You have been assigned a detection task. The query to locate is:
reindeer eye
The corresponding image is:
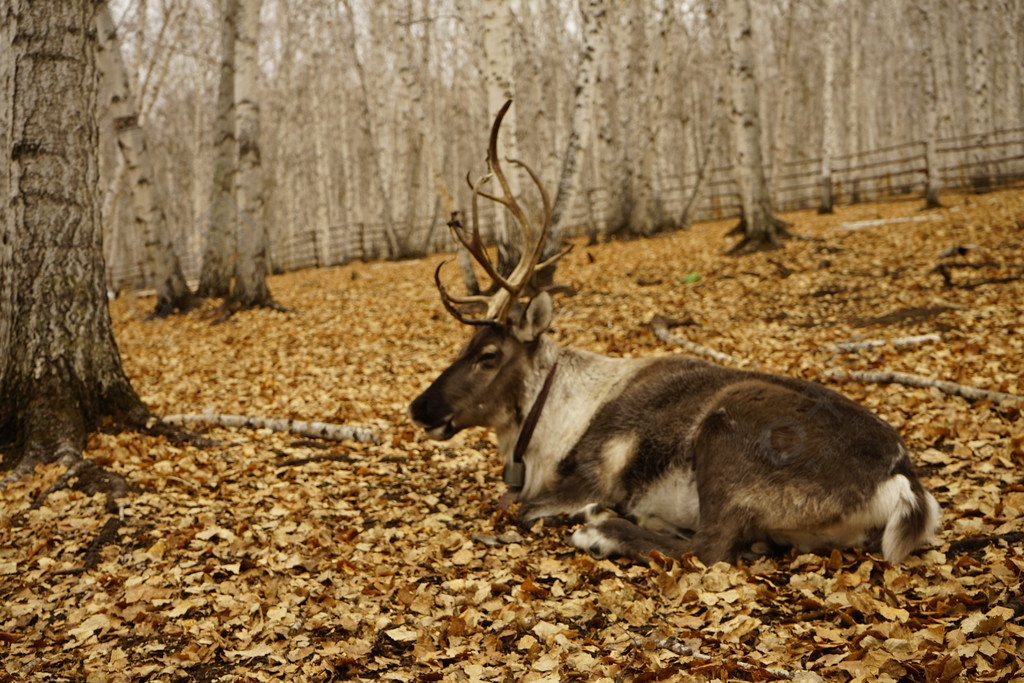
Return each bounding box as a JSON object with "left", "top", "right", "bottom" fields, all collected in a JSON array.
[{"left": 477, "top": 349, "right": 501, "bottom": 368}]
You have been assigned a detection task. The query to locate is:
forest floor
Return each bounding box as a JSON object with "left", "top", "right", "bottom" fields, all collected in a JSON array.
[{"left": 2, "top": 188, "right": 1023, "bottom": 682}]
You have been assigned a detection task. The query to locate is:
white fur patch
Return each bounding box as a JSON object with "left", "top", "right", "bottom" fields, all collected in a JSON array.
[
  {"left": 628, "top": 468, "right": 700, "bottom": 533},
  {"left": 515, "top": 346, "right": 657, "bottom": 500},
  {"left": 884, "top": 489, "right": 941, "bottom": 562},
  {"left": 600, "top": 434, "right": 638, "bottom": 495},
  {"left": 570, "top": 525, "right": 619, "bottom": 559},
  {"left": 770, "top": 474, "right": 936, "bottom": 561}
]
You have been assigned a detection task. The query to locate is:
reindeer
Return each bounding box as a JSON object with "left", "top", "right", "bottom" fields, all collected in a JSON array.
[{"left": 410, "top": 101, "right": 940, "bottom": 565}]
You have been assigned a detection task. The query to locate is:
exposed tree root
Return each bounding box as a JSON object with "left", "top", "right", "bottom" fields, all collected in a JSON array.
[
  {"left": 726, "top": 215, "right": 795, "bottom": 255},
  {"left": 29, "top": 457, "right": 131, "bottom": 510},
  {"left": 727, "top": 231, "right": 785, "bottom": 255},
  {"left": 932, "top": 261, "right": 1024, "bottom": 290},
  {"left": 80, "top": 516, "right": 124, "bottom": 572},
  {"left": 948, "top": 531, "right": 1024, "bottom": 554},
  {"left": 1, "top": 390, "right": 149, "bottom": 576},
  {"left": 211, "top": 298, "right": 294, "bottom": 324},
  {"left": 149, "top": 292, "right": 199, "bottom": 319},
  {"left": 4, "top": 446, "right": 136, "bottom": 574}
]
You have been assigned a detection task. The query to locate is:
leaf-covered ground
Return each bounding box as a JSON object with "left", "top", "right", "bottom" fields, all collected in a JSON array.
[{"left": 2, "top": 190, "right": 1023, "bottom": 682}]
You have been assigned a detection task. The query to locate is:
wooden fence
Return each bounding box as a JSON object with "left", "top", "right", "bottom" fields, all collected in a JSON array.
[{"left": 109, "top": 127, "right": 1024, "bottom": 291}]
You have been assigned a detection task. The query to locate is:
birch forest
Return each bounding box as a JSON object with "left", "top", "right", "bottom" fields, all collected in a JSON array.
[
  {"left": 101, "top": 0, "right": 1024, "bottom": 292},
  {"left": 5, "top": 0, "right": 1024, "bottom": 678}
]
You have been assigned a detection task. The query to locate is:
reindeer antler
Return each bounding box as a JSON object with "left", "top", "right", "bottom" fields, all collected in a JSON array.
[{"left": 437, "top": 99, "right": 570, "bottom": 324}]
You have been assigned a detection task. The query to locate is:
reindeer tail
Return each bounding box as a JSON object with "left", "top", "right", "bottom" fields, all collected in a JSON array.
[{"left": 881, "top": 465, "right": 941, "bottom": 563}]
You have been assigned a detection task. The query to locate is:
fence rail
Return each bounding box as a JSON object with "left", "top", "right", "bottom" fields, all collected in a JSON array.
[{"left": 107, "top": 127, "right": 1024, "bottom": 291}]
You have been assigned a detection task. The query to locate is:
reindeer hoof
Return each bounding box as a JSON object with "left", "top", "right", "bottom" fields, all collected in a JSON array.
[{"left": 570, "top": 526, "right": 616, "bottom": 559}]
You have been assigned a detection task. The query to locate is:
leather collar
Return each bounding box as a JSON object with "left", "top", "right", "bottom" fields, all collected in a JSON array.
[{"left": 503, "top": 360, "right": 558, "bottom": 491}]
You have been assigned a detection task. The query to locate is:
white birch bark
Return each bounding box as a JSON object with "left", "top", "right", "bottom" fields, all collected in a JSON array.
[
  {"left": 722, "top": 0, "right": 787, "bottom": 253},
  {"left": 338, "top": 0, "right": 400, "bottom": 259},
  {"left": 769, "top": 0, "right": 797, "bottom": 199},
  {"left": 949, "top": 1, "right": 972, "bottom": 170},
  {"left": 545, "top": 0, "right": 606, "bottom": 256},
  {"left": 100, "top": 1, "right": 184, "bottom": 291},
  {"left": 95, "top": 2, "right": 193, "bottom": 315},
  {"left": 481, "top": 0, "right": 522, "bottom": 275},
  {"left": 917, "top": 0, "right": 943, "bottom": 207},
  {"left": 395, "top": 0, "right": 437, "bottom": 258},
  {"left": 998, "top": 0, "right": 1022, "bottom": 135},
  {"left": 310, "top": 73, "right": 335, "bottom": 266},
  {"left": 598, "top": 3, "right": 633, "bottom": 237},
  {"left": 230, "top": 0, "right": 272, "bottom": 307},
  {"left": 845, "top": 1, "right": 863, "bottom": 161},
  {"left": 967, "top": 0, "right": 992, "bottom": 188},
  {"left": 626, "top": 2, "right": 663, "bottom": 237},
  {"left": 818, "top": 0, "right": 837, "bottom": 214},
  {"left": 138, "top": 1, "right": 188, "bottom": 125},
  {"left": 198, "top": 0, "right": 237, "bottom": 297},
  {"left": 0, "top": 0, "right": 148, "bottom": 475}
]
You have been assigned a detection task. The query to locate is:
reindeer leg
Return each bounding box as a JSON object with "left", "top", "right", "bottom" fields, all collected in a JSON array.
[
  {"left": 687, "top": 505, "right": 759, "bottom": 564},
  {"left": 517, "top": 485, "right": 599, "bottom": 528},
  {"left": 570, "top": 504, "right": 755, "bottom": 564},
  {"left": 570, "top": 504, "right": 692, "bottom": 563}
]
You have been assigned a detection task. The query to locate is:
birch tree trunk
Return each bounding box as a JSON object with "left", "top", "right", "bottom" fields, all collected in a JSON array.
[
  {"left": 229, "top": 0, "right": 273, "bottom": 307},
  {"left": 395, "top": 0, "right": 439, "bottom": 258},
  {"left": 769, "top": 0, "right": 797, "bottom": 199},
  {"left": 818, "top": 0, "right": 837, "bottom": 214},
  {"left": 198, "top": 0, "right": 238, "bottom": 298},
  {"left": 678, "top": 81, "right": 717, "bottom": 230},
  {"left": 721, "top": 0, "right": 789, "bottom": 254},
  {"left": 967, "top": 0, "right": 993, "bottom": 190},
  {"left": 998, "top": 0, "right": 1022, "bottom": 136},
  {"left": 844, "top": 0, "right": 863, "bottom": 167},
  {"left": 626, "top": 2, "right": 666, "bottom": 237},
  {"left": 95, "top": 2, "right": 194, "bottom": 316},
  {"left": 310, "top": 71, "right": 335, "bottom": 266},
  {"left": 338, "top": 0, "right": 401, "bottom": 259},
  {"left": 0, "top": 0, "right": 147, "bottom": 478},
  {"left": 596, "top": 3, "right": 629, "bottom": 239},
  {"left": 918, "top": 0, "right": 943, "bottom": 208},
  {"left": 538, "top": 0, "right": 606, "bottom": 284},
  {"left": 482, "top": 0, "right": 522, "bottom": 277}
]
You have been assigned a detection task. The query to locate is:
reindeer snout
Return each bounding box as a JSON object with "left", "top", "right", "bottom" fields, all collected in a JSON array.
[{"left": 409, "top": 389, "right": 456, "bottom": 437}]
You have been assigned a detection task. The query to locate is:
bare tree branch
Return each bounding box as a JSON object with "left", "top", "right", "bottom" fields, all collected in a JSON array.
[
  {"left": 161, "top": 414, "right": 380, "bottom": 443},
  {"left": 650, "top": 315, "right": 746, "bottom": 367},
  {"left": 823, "top": 369, "right": 1022, "bottom": 405},
  {"left": 823, "top": 334, "right": 940, "bottom": 352}
]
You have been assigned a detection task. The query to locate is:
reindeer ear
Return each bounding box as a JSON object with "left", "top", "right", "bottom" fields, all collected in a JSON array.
[{"left": 514, "top": 292, "right": 552, "bottom": 342}]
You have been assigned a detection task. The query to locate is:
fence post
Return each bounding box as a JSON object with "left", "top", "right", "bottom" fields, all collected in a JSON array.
[
  {"left": 924, "top": 138, "right": 942, "bottom": 207},
  {"left": 819, "top": 154, "right": 834, "bottom": 214}
]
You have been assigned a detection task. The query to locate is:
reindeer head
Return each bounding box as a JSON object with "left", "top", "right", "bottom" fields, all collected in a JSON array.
[
  {"left": 409, "top": 100, "right": 567, "bottom": 439},
  {"left": 409, "top": 293, "right": 552, "bottom": 439}
]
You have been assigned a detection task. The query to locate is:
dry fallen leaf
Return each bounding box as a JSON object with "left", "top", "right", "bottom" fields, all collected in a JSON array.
[{"left": 1, "top": 190, "right": 1022, "bottom": 681}]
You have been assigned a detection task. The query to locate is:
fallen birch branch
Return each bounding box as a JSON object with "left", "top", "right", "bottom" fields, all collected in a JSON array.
[
  {"left": 650, "top": 315, "right": 745, "bottom": 367},
  {"left": 650, "top": 315, "right": 1017, "bottom": 406},
  {"left": 822, "top": 369, "right": 1022, "bottom": 405},
  {"left": 823, "top": 333, "right": 940, "bottom": 352},
  {"left": 161, "top": 414, "right": 380, "bottom": 443},
  {"left": 836, "top": 214, "right": 940, "bottom": 231}
]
